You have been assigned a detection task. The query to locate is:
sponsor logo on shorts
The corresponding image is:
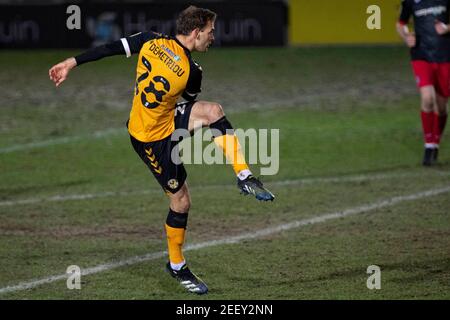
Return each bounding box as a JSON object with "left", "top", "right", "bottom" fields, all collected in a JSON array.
[{"left": 167, "top": 179, "right": 179, "bottom": 190}]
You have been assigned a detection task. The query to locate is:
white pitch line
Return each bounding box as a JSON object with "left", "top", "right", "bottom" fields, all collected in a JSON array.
[
  {"left": 0, "top": 109, "right": 249, "bottom": 154},
  {"left": 0, "top": 190, "right": 144, "bottom": 208},
  {"left": 0, "top": 128, "right": 125, "bottom": 154},
  {"left": 275, "top": 170, "right": 450, "bottom": 186},
  {"left": 0, "top": 107, "right": 252, "bottom": 154},
  {"left": 0, "top": 170, "right": 448, "bottom": 208},
  {"left": 1, "top": 184, "right": 449, "bottom": 295}
]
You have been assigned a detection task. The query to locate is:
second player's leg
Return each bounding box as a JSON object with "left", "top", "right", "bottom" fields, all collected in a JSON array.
[
  {"left": 433, "top": 93, "right": 449, "bottom": 162},
  {"left": 419, "top": 86, "right": 438, "bottom": 166},
  {"left": 419, "top": 85, "right": 436, "bottom": 113},
  {"left": 435, "top": 93, "right": 448, "bottom": 115},
  {"left": 435, "top": 93, "right": 448, "bottom": 143}
]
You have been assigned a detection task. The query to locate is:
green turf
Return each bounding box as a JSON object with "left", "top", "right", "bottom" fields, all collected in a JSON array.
[{"left": 0, "top": 47, "right": 449, "bottom": 300}]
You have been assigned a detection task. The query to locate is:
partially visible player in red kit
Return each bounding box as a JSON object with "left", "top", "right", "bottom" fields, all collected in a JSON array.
[{"left": 396, "top": 0, "right": 450, "bottom": 166}]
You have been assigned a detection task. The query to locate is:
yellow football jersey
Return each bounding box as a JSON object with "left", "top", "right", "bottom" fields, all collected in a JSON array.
[{"left": 123, "top": 32, "right": 202, "bottom": 142}]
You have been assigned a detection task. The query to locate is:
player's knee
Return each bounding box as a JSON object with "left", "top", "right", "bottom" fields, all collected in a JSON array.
[
  {"left": 180, "top": 194, "right": 191, "bottom": 212},
  {"left": 436, "top": 98, "right": 448, "bottom": 115},
  {"left": 421, "top": 95, "right": 435, "bottom": 112},
  {"left": 437, "top": 105, "right": 448, "bottom": 116},
  {"left": 206, "top": 102, "right": 224, "bottom": 124},
  {"left": 171, "top": 192, "right": 191, "bottom": 213}
]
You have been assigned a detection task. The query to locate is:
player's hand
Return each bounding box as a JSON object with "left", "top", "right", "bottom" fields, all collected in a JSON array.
[
  {"left": 405, "top": 33, "right": 416, "bottom": 48},
  {"left": 49, "top": 57, "right": 77, "bottom": 87},
  {"left": 435, "top": 20, "right": 449, "bottom": 35}
]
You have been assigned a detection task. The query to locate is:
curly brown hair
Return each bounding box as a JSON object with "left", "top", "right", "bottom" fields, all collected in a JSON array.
[{"left": 176, "top": 6, "right": 217, "bottom": 36}]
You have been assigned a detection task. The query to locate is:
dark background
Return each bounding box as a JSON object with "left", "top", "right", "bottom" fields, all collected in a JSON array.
[{"left": 0, "top": 0, "right": 288, "bottom": 48}]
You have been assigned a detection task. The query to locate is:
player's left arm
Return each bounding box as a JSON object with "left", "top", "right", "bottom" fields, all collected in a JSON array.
[
  {"left": 396, "top": 0, "right": 416, "bottom": 47},
  {"left": 182, "top": 61, "right": 202, "bottom": 101}
]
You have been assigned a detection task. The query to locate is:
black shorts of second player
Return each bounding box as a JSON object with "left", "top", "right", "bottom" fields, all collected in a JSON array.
[{"left": 129, "top": 100, "right": 195, "bottom": 194}]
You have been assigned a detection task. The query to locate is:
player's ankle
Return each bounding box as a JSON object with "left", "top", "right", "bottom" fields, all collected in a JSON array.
[
  {"left": 237, "top": 169, "right": 252, "bottom": 181},
  {"left": 170, "top": 260, "right": 186, "bottom": 271}
]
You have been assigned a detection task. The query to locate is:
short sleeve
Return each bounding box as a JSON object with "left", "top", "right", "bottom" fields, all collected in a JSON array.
[
  {"left": 183, "top": 60, "right": 202, "bottom": 101},
  {"left": 121, "top": 31, "right": 159, "bottom": 57},
  {"left": 399, "top": 0, "right": 412, "bottom": 25}
]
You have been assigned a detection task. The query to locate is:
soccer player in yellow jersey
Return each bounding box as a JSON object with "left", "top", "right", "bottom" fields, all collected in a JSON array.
[{"left": 49, "top": 6, "right": 274, "bottom": 294}]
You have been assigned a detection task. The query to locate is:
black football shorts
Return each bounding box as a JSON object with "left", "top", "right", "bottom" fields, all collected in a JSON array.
[{"left": 129, "top": 100, "right": 195, "bottom": 194}]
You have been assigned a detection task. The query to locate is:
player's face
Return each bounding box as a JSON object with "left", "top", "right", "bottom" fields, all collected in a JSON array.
[{"left": 195, "top": 20, "right": 215, "bottom": 52}]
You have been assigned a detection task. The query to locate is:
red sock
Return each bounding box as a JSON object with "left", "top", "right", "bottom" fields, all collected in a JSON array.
[
  {"left": 439, "top": 113, "right": 448, "bottom": 137},
  {"left": 421, "top": 111, "right": 434, "bottom": 144},
  {"left": 432, "top": 113, "right": 441, "bottom": 145}
]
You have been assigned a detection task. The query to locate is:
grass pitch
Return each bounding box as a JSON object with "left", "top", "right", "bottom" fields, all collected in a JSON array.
[{"left": 0, "top": 47, "right": 449, "bottom": 300}]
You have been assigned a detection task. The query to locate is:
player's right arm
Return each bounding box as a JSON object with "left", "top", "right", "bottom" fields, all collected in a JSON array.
[
  {"left": 396, "top": 0, "right": 416, "bottom": 48},
  {"left": 49, "top": 31, "right": 157, "bottom": 87}
]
